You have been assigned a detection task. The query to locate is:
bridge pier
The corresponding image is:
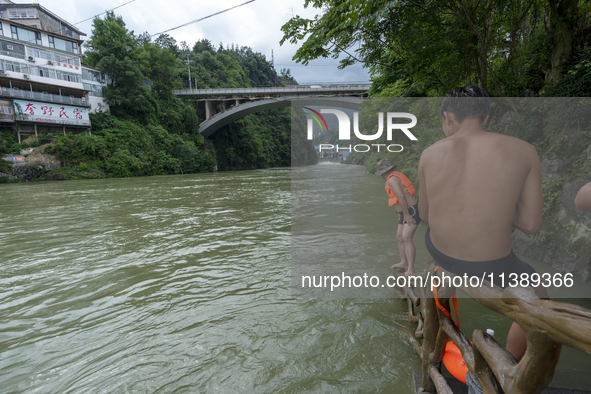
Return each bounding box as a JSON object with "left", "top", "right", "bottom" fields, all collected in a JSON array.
[
  {"left": 203, "top": 99, "right": 241, "bottom": 121},
  {"left": 205, "top": 100, "right": 217, "bottom": 120}
]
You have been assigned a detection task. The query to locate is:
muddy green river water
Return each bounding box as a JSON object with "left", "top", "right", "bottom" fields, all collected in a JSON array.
[{"left": 1, "top": 165, "right": 590, "bottom": 393}]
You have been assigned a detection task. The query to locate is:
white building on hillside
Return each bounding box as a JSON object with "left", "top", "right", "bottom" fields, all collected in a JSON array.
[{"left": 0, "top": 0, "right": 106, "bottom": 142}]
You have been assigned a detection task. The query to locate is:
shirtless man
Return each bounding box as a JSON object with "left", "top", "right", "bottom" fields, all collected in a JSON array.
[
  {"left": 418, "top": 86, "right": 545, "bottom": 362},
  {"left": 575, "top": 182, "right": 591, "bottom": 212},
  {"left": 375, "top": 159, "right": 421, "bottom": 275}
]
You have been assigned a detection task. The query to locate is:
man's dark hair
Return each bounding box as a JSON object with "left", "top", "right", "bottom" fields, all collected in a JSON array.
[{"left": 438, "top": 85, "right": 491, "bottom": 123}]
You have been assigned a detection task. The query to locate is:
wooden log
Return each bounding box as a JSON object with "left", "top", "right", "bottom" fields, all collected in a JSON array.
[
  {"left": 431, "top": 323, "right": 448, "bottom": 364},
  {"left": 410, "top": 335, "right": 423, "bottom": 358},
  {"left": 429, "top": 365, "right": 454, "bottom": 394},
  {"left": 409, "top": 298, "right": 418, "bottom": 323},
  {"left": 405, "top": 285, "right": 419, "bottom": 306},
  {"left": 392, "top": 286, "right": 406, "bottom": 300},
  {"left": 512, "top": 332, "right": 561, "bottom": 393},
  {"left": 431, "top": 297, "right": 450, "bottom": 363},
  {"left": 416, "top": 312, "right": 424, "bottom": 339},
  {"left": 440, "top": 316, "right": 474, "bottom": 371},
  {"left": 421, "top": 295, "right": 439, "bottom": 392},
  {"left": 467, "top": 286, "right": 591, "bottom": 355},
  {"left": 417, "top": 283, "right": 427, "bottom": 300},
  {"left": 471, "top": 331, "right": 505, "bottom": 394}
]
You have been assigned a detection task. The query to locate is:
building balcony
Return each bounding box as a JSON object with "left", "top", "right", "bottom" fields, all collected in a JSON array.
[
  {"left": 0, "top": 49, "right": 25, "bottom": 60},
  {"left": 0, "top": 86, "right": 88, "bottom": 106}
]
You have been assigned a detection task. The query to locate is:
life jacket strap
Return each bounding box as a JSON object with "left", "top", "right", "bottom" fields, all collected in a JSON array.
[{"left": 433, "top": 266, "right": 459, "bottom": 328}]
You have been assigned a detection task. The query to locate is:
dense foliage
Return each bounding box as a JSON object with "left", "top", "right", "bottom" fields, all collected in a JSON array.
[
  {"left": 281, "top": 0, "right": 589, "bottom": 97},
  {"left": 281, "top": 0, "right": 591, "bottom": 174},
  {"left": 0, "top": 11, "right": 312, "bottom": 181}
]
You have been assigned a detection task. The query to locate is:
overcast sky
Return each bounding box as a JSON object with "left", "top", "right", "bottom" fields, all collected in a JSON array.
[{"left": 36, "top": 0, "right": 370, "bottom": 85}]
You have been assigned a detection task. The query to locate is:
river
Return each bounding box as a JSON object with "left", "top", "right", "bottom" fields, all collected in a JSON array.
[{"left": 1, "top": 165, "right": 590, "bottom": 393}]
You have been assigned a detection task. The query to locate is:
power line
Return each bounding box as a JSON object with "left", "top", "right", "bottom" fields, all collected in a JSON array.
[
  {"left": 73, "top": 0, "right": 138, "bottom": 25},
  {"left": 150, "top": 0, "right": 256, "bottom": 38},
  {"left": 92, "top": 0, "right": 257, "bottom": 55}
]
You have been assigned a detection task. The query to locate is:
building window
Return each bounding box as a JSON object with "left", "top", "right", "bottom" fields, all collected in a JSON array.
[
  {"left": 35, "top": 31, "right": 41, "bottom": 45},
  {"left": 0, "top": 59, "right": 29, "bottom": 74},
  {"left": 0, "top": 11, "right": 4, "bottom": 19},
  {"left": 8, "top": 8, "right": 38, "bottom": 19},
  {"left": 10, "top": 25, "right": 36, "bottom": 44},
  {"left": 25, "top": 47, "right": 81, "bottom": 66},
  {"left": 0, "top": 24, "right": 3, "bottom": 37},
  {"left": 3, "top": 40, "right": 25, "bottom": 58},
  {"left": 48, "top": 35, "right": 78, "bottom": 54},
  {"left": 1, "top": 104, "right": 12, "bottom": 114},
  {"left": 83, "top": 68, "right": 104, "bottom": 83},
  {"left": 61, "top": 23, "right": 73, "bottom": 38}
]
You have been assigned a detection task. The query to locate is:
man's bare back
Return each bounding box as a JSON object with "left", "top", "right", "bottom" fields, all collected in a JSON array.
[
  {"left": 419, "top": 126, "right": 542, "bottom": 261},
  {"left": 418, "top": 86, "right": 545, "bottom": 364}
]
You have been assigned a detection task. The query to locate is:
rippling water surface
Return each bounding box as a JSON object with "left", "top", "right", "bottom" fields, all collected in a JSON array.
[{"left": 1, "top": 167, "right": 590, "bottom": 393}]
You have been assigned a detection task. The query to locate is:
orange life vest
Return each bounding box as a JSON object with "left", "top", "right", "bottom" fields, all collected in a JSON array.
[
  {"left": 434, "top": 266, "right": 468, "bottom": 384},
  {"left": 385, "top": 171, "right": 416, "bottom": 207}
]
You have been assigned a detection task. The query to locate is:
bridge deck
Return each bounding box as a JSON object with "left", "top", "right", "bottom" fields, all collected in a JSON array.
[{"left": 173, "top": 84, "right": 371, "bottom": 97}]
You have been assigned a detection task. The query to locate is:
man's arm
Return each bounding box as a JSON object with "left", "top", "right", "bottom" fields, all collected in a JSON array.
[
  {"left": 575, "top": 182, "right": 591, "bottom": 212},
  {"left": 418, "top": 152, "right": 429, "bottom": 223},
  {"left": 388, "top": 177, "right": 414, "bottom": 224},
  {"left": 513, "top": 145, "right": 543, "bottom": 235}
]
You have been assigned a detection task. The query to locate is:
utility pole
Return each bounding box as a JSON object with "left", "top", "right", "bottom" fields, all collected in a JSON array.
[
  {"left": 185, "top": 54, "right": 192, "bottom": 90},
  {"left": 271, "top": 49, "right": 276, "bottom": 87}
]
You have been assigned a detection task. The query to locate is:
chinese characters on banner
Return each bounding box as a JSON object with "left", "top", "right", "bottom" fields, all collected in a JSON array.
[{"left": 13, "top": 99, "right": 90, "bottom": 126}]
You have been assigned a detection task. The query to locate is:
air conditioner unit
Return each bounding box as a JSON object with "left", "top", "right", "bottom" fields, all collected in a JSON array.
[
  {"left": 0, "top": 70, "right": 6, "bottom": 76},
  {"left": 27, "top": 56, "right": 35, "bottom": 62},
  {"left": 47, "top": 60, "right": 54, "bottom": 65},
  {"left": 23, "top": 74, "right": 30, "bottom": 79}
]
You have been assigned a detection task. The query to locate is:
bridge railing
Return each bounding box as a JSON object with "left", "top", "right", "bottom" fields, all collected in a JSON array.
[
  {"left": 172, "top": 84, "right": 372, "bottom": 96},
  {"left": 395, "top": 257, "right": 591, "bottom": 393}
]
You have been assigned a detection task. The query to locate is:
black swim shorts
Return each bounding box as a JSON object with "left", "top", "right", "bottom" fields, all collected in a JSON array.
[
  {"left": 398, "top": 204, "right": 422, "bottom": 226},
  {"left": 425, "top": 227, "right": 537, "bottom": 289}
]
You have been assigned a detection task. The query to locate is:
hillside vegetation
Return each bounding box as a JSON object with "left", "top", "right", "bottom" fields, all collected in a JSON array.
[{"left": 0, "top": 11, "right": 314, "bottom": 180}]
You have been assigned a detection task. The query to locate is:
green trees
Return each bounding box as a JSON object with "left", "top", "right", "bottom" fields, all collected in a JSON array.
[
  {"left": 281, "top": 0, "right": 588, "bottom": 97},
  {"left": 280, "top": 0, "right": 591, "bottom": 173},
  {"left": 209, "top": 108, "right": 294, "bottom": 170},
  {"left": 34, "top": 11, "right": 303, "bottom": 180}
]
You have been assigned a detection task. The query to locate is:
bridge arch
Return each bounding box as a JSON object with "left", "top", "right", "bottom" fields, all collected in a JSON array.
[{"left": 198, "top": 96, "right": 364, "bottom": 137}]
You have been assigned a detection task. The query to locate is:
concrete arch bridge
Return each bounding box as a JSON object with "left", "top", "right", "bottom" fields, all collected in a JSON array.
[{"left": 172, "top": 84, "right": 370, "bottom": 137}]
